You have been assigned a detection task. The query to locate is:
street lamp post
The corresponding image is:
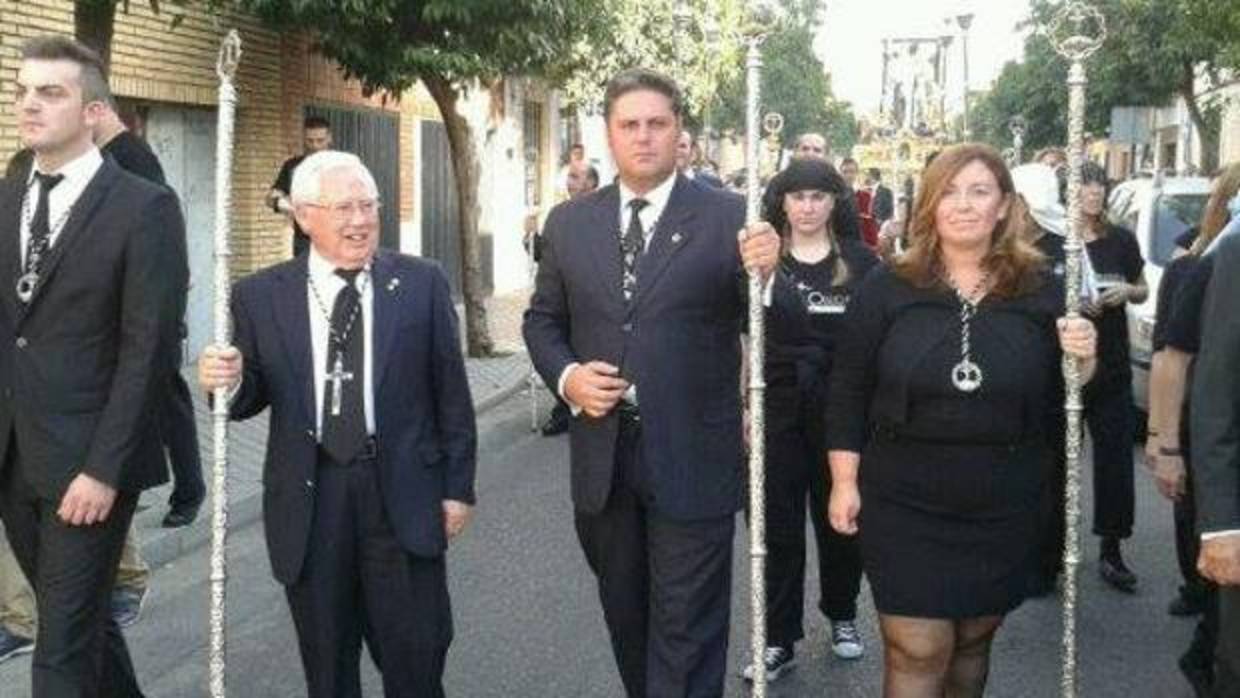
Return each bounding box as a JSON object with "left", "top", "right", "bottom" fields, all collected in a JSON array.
[{"left": 956, "top": 13, "right": 974, "bottom": 140}]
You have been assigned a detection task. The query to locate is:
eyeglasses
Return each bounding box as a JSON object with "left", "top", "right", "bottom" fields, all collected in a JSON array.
[{"left": 306, "top": 198, "right": 382, "bottom": 219}]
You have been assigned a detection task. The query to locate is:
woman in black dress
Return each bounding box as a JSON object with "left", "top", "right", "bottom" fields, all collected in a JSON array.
[
  {"left": 742, "top": 159, "right": 878, "bottom": 681},
  {"left": 825, "top": 144, "right": 1097, "bottom": 697},
  {"left": 1078, "top": 162, "right": 1148, "bottom": 592}
]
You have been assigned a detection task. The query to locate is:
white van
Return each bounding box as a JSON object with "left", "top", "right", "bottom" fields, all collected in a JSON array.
[{"left": 1106, "top": 174, "right": 1211, "bottom": 416}]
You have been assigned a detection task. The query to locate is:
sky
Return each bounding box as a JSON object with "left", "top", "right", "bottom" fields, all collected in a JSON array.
[{"left": 817, "top": 0, "right": 1035, "bottom": 117}]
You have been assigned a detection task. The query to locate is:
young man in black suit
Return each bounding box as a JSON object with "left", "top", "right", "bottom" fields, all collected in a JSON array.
[
  {"left": 0, "top": 36, "right": 188, "bottom": 697},
  {"left": 523, "top": 68, "right": 780, "bottom": 697},
  {"left": 1192, "top": 232, "right": 1240, "bottom": 697},
  {"left": 198, "top": 151, "right": 476, "bottom": 697}
]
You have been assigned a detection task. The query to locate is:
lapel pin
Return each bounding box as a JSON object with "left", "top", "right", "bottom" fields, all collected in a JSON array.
[
  {"left": 671, "top": 232, "right": 683, "bottom": 245},
  {"left": 387, "top": 278, "right": 401, "bottom": 293}
]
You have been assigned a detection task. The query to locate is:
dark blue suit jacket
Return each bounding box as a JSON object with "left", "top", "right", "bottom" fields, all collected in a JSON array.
[
  {"left": 523, "top": 175, "right": 747, "bottom": 521},
  {"left": 229, "top": 250, "right": 476, "bottom": 585}
]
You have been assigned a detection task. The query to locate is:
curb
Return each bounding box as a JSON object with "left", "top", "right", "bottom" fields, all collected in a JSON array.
[{"left": 141, "top": 364, "right": 530, "bottom": 571}]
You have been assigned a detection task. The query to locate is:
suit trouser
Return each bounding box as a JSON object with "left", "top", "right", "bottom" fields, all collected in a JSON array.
[
  {"left": 284, "top": 450, "right": 452, "bottom": 698},
  {"left": 1215, "top": 586, "right": 1240, "bottom": 698},
  {"left": 1084, "top": 376, "right": 1135, "bottom": 540},
  {"left": 159, "top": 365, "right": 204, "bottom": 510},
  {"left": 574, "top": 417, "right": 735, "bottom": 698},
  {"left": 0, "top": 441, "right": 143, "bottom": 698},
  {"left": 761, "top": 419, "right": 862, "bottom": 648},
  {"left": 0, "top": 523, "right": 36, "bottom": 638}
]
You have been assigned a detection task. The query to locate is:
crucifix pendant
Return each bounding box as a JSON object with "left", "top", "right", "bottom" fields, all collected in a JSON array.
[{"left": 327, "top": 354, "right": 354, "bottom": 416}]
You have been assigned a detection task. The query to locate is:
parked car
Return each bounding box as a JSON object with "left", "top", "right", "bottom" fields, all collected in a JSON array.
[{"left": 1106, "top": 174, "right": 1211, "bottom": 416}]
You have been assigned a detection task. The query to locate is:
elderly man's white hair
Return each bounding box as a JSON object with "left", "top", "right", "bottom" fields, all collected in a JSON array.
[{"left": 290, "top": 150, "right": 378, "bottom": 205}]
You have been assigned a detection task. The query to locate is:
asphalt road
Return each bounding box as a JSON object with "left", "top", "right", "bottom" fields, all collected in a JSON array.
[{"left": 0, "top": 394, "right": 1203, "bottom": 696}]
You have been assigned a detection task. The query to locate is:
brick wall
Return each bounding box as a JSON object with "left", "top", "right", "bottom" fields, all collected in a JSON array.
[{"left": 0, "top": 1, "right": 434, "bottom": 275}]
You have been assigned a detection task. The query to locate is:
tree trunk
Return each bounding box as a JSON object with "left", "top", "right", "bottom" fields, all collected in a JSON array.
[
  {"left": 75, "top": 0, "right": 118, "bottom": 73},
  {"left": 424, "top": 74, "right": 495, "bottom": 358},
  {"left": 1179, "top": 62, "right": 1220, "bottom": 174}
]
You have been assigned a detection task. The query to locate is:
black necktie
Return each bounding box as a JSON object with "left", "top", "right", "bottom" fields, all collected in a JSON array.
[
  {"left": 320, "top": 268, "right": 367, "bottom": 464},
  {"left": 621, "top": 198, "right": 648, "bottom": 304},
  {"left": 24, "top": 172, "right": 65, "bottom": 277}
]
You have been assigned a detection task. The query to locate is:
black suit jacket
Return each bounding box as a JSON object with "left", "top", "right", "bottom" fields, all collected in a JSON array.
[
  {"left": 1191, "top": 234, "right": 1240, "bottom": 535},
  {"left": 0, "top": 158, "right": 187, "bottom": 498},
  {"left": 523, "top": 175, "right": 748, "bottom": 521},
  {"left": 872, "top": 185, "right": 894, "bottom": 223},
  {"left": 228, "top": 250, "right": 477, "bottom": 584}
]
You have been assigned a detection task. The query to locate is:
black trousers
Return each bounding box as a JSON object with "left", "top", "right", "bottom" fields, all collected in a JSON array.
[
  {"left": 574, "top": 418, "right": 735, "bottom": 698},
  {"left": 761, "top": 420, "right": 862, "bottom": 648},
  {"left": 1174, "top": 430, "right": 1209, "bottom": 602},
  {"left": 1215, "top": 585, "right": 1240, "bottom": 698},
  {"left": 284, "top": 451, "right": 453, "bottom": 698},
  {"left": 0, "top": 438, "right": 143, "bottom": 698},
  {"left": 160, "top": 364, "right": 204, "bottom": 509},
  {"left": 1084, "top": 377, "right": 1135, "bottom": 539}
]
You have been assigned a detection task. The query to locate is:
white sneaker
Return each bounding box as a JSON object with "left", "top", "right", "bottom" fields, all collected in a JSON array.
[
  {"left": 830, "top": 620, "right": 864, "bottom": 659},
  {"left": 740, "top": 645, "right": 796, "bottom": 681}
]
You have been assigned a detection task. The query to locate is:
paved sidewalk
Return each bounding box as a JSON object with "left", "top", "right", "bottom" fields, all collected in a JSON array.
[{"left": 135, "top": 289, "right": 533, "bottom": 570}]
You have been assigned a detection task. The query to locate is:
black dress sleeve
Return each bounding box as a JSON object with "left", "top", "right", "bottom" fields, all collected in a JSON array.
[
  {"left": 1152, "top": 257, "right": 1190, "bottom": 352},
  {"left": 1116, "top": 226, "right": 1145, "bottom": 282},
  {"left": 825, "top": 265, "right": 889, "bottom": 452}
]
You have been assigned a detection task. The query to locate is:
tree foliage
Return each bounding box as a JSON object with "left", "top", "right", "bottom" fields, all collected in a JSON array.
[
  {"left": 559, "top": 0, "right": 746, "bottom": 120},
  {"left": 707, "top": 4, "right": 857, "bottom": 155},
  {"left": 232, "top": 0, "right": 610, "bottom": 356},
  {"left": 972, "top": 0, "right": 1240, "bottom": 170}
]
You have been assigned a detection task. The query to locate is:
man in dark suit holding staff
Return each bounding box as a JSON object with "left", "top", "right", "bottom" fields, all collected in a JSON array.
[
  {"left": 0, "top": 36, "right": 188, "bottom": 697},
  {"left": 523, "top": 68, "right": 780, "bottom": 697},
  {"left": 198, "top": 150, "right": 476, "bottom": 697}
]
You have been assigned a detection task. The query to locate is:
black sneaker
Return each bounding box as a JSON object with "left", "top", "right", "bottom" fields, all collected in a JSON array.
[
  {"left": 830, "top": 620, "right": 865, "bottom": 659},
  {"left": 740, "top": 645, "right": 796, "bottom": 682},
  {"left": 0, "top": 626, "right": 33, "bottom": 664},
  {"left": 112, "top": 587, "right": 148, "bottom": 629}
]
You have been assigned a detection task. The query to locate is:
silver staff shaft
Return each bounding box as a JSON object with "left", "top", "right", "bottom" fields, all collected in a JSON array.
[
  {"left": 1050, "top": 4, "right": 1105, "bottom": 696},
  {"left": 1060, "top": 56, "right": 1087, "bottom": 695},
  {"left": 209, "top": 29, "right": 241, "bottom": 698},
  {"left": 744, "top": 31, "right": 769, "bottom": 698}
]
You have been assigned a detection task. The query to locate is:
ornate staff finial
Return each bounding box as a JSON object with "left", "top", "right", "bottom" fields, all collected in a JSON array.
[
  {"left": 216, "top": 29, "right": 242, "bottom": 82},
  {"left": 1047, "top": 3, "right": 1106, "bottom": 697}
]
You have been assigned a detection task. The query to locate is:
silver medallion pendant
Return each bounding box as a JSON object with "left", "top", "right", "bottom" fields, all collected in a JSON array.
[
  {"left": 951, "top": 359, "right": 984, "bottom": 393},
  {"left": 16, "top": 272, "right": 38, "bottom": 304}
]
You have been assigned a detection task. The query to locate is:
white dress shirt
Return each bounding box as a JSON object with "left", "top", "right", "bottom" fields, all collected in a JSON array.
[
  {"left": 307, "top": 248, "right": 376, "bottom": 438},
  {"left": 19, "top": 147, "right": 103, "bottom": 268}
]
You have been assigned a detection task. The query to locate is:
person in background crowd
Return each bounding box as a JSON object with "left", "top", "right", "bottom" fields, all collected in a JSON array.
[
  {"left": 1078, "top": 161, "right": 1147, "bottom": 593},
  {"left": 268, "top": 115, "right": 334, "bottom": 257},
  {"left": 794, "top": 132, "right": 829, "bottom": 161},
  {"left": 1148, "top": 163, "right": 1240, "bottom": 695},
  {"left": 676, "top": 130, "right": 724, "bottom": 188},
  {"left": 826, "top": 144, "right": 1097, "bottom": 697},
  {"left": 538, "top": 163, "right": 601, "bottom": 437},
  {"left": 1011, "top": 162, "right": 1070, "bottom": 599},
  {"left": 841, "top": 157, "right": 878, "bottom": 249},
  {"left": 741, "top": 158, "right": 876, "bottom": 682}
]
